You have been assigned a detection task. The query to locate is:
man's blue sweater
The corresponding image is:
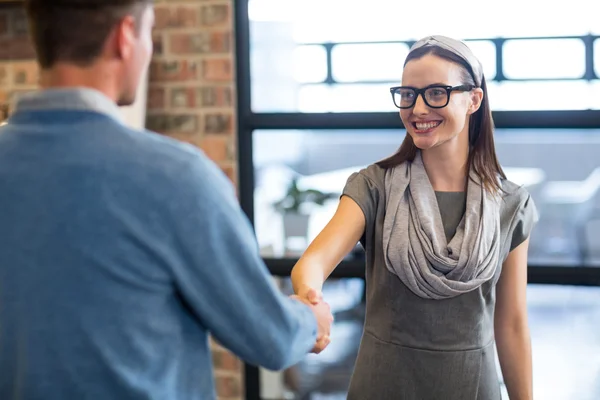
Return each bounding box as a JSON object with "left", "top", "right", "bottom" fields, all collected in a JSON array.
[{"left": 0, "top": 88, "right": 317, "bottom": 399}]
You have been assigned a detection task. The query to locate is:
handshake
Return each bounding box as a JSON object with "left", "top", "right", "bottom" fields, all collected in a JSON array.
[{"left": 291, "top": 286, "right": 334, "bottom": 354}]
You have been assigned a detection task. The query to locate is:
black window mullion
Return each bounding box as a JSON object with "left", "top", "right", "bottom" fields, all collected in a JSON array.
[{"left": 584, "top": 34, "right": 597, "bottom": 80}]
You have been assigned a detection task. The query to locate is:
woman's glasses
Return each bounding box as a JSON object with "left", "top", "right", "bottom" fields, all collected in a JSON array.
[{"left": 390, "top": 84, "right": 475, "bottom": 109}]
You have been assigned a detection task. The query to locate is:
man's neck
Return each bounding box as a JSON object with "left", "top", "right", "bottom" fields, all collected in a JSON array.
[{"left": 39, "top": 63, "right": 119, "bottom": 103}]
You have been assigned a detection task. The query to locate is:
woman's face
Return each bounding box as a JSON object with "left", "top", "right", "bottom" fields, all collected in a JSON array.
[{"left": 399, "top": 54, "right": 482, "bottom": 151}]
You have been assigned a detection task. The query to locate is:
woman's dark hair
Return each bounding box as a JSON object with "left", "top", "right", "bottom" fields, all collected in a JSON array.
[{"left": 376, "top": 45, "right": 505, "bottom": 194}]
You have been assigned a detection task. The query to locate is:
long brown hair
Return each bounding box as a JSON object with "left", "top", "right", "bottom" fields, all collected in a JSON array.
[{"left": 376, "top": 46, "right": 505, "bottom": 194}]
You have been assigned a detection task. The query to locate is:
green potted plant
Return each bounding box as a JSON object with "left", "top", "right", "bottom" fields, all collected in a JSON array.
[{"left": 273, "top": 178, "right": 338, "bottom": 249}]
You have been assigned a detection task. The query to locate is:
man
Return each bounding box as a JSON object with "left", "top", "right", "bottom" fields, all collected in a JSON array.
[{"left": 0, "top": 1, "right": 332, "bottom": 399}]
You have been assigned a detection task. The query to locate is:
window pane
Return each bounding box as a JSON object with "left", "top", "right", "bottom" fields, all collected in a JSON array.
[
  {"left": 467, "top": 40, "right": 497, "bottom": 79},
  {"left": 259, "top": 281, "right": 600, "bottom": 399},
  {"left": 526, "top": 285, "right": 600, "bottom": 400},
  {"left": 298, "top": 84, "right": 396, "bottom": 112},
  {"left": 593, "top": 81, "right": 600, "bottom": 109},
  {"left": 253, "top": 129, "right": 600, "bottom": 266},
  {"left": 487, "top": 80, "right": 598, "bottom": 111},
  {"left": 503, "top": 39, "right": 586, "bottom": 79},
  {"left": 292, "top": 45, "right": 328, "bottom": 83},
  {"left": 331, "top": 43, "right": 409, "bottom": 83},
  {"left": 248, "top": 0, "right": 598, "bottom": 112},
  {"left": 249, "top": 0, "right": 597, "bottom": 43}
]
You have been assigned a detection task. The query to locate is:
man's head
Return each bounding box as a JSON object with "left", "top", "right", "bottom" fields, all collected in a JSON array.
[{"left": 24, "top": 0, "right": 155, "bottom": 106}]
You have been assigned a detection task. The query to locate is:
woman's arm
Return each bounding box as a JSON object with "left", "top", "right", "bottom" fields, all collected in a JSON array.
[
  {"left": 291, "top": 195, "right": 366, "bottom": 299},
  {"left": 494, "top": 238, "right": 533, "bottom": 400}
]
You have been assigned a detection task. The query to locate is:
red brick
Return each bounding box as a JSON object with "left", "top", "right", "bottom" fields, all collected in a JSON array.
[
  {"left": 204, "top": 112, "right": 233, "bottom": 134},
  {"left": 9, "top": 9, "right": 28, "bottom": 37},
  {"left": 150, "top": 60, "right": 198, "bottom": 82},
  {"left": 154, "top": 5, "right": 199, "bottom": 29},
  {"left": 0, "top": 65, "right": 9, "bottom": 86},
  {"left": 170, "top": 87, "right": 195, "bottom": 108},
  {"left": 210, "top": 32, "right": 231, "bottom": 54},
  {"left": 200, "top": 135, "right": 230, "bottom": 162},
  {"left": 169, "top": 32, "right": 231, "bottom": 55},
  {"left": 0, "top": 13, "right": 9, "bottom": 36},
  {"left": 215, "top": 375, "right": 241, "bottom": 398},
  {"left": 198, "top": 86, "right": 233, "bottom": 107},
  {"left": 170, "top": 86, "right": 233, "bottom": 108},
  {"left": 0, "top": 37, "right": 36, "bottom": 61},
  {"left": 12, "top": 61, "right": 38, "bottom": 86},
  {"left": 146, "top": 87, "right": 166, "bottom": 110},
  {"left": 164, "top": 132, "right": 201, "bottom": 147},
  {"left": 202, "top": 58, "right": 233, "bottom": 82},
  {"left": 146, "top": 114, "right": 198, "bottom": 135},
  {"left": 212, "top": 348, "right": 241, "bottom": 372},
  {"left": 200, "top": 4, "right": 231, "bottom": 27}
]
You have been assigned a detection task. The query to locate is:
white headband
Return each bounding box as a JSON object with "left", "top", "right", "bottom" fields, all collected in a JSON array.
[{"left": 409, "top": 35, "right": 484, "bottom": 87}]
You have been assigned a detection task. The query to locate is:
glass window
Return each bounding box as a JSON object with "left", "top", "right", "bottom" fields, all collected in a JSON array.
[
  {"left": 487, "top": 80, "right": 599, "bottom": 111},
  {"left": 593, "top": 80, "right": 600, "bottom": 110},
  {"left": 466, "top": 40, "right": 497, "bottom": 79},
  {"left": 292, "top": 45, "right": 329, "bottom": 83},
  {"left": 331, "top": 43, "right": 409, "bottom": 83},
  {"left": 249, "top": 0, "right": 598, "bottom": 113},
  {"left": 259, "top": 282, "right": 600, "bottom": 400},
  {"left": 253, "top": 128, "right": 600, "bottom": 267},
  {"left": 249, "top": 0, "right": 597, "bottom": 43},
  {"left": 298, "top": 84, "right": 397, "bottom": 112},
  {"left": 503, "top": 39, "right": 586, "bottom": 80}
]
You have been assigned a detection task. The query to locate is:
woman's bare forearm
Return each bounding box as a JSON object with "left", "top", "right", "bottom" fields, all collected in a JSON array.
[
  {"left": 495, "top": 323, "right": 533, "bottom": 400},
  {"left": 291, "top": 253, "right": 329, "bottom": 294},
  {"left": 291, "top": 196, "right": 366, "bottom": 294}
]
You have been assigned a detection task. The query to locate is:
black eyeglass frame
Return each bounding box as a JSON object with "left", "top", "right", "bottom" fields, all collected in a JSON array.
[{"left": 389, "top": 84, "right": 476, "bottom": 109}]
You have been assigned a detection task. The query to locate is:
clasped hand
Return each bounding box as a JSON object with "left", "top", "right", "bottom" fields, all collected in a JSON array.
[{"left": 290, "top": 287, "right": 333, "bottom": 354}]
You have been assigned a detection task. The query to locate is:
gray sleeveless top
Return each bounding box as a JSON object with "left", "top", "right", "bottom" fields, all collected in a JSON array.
[{"left": 342, "top": 163, "right": 538, "bottom": 400}]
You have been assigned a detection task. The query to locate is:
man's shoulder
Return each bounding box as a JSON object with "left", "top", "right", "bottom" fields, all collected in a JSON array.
[
  {"left": 116, "top": 126, "right": 217, "bottom": 179},
  {"left": 122, "top": 126, "right": 200, "bottom": 162}
]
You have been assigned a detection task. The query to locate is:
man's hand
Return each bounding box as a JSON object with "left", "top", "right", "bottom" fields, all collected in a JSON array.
[{"left": 290, "top": 292, "right": 333, "bottom": 354}]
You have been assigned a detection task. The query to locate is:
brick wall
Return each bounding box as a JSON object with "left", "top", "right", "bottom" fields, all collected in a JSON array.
[
  {"left": 0, "top": 6, "right": 37, "bottom": 114},
  {"left": 148, "top": 0, "right": 238, "bottom": 187},
  {"left": 0, "top": 2, "right": 244, "bottom": 399}
]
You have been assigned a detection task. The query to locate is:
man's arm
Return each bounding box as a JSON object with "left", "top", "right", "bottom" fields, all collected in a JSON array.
[{"left": 167, "top": 154, "right": 329, "bottom": 370}]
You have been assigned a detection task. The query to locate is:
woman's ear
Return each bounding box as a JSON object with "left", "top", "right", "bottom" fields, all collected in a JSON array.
[{"left": 467, "top": 88, "right": 484, "bottom": 115}]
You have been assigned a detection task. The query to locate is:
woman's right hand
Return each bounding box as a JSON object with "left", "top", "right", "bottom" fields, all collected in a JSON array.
[
  {"left": 290, "top": 287, "right": 332, "bottom": 354},
  {"left": 296, "top": 284, "right": 323, "bottom": 305}
]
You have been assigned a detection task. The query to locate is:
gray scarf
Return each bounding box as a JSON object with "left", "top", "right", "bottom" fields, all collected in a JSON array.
[{"left": 382, "top": 152, "right": 501, "bottom": 300}]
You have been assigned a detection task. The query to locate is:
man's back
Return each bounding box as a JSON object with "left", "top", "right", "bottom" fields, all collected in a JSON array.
[{"left": 0, "top": 89, "right": 318, "bottom": 399}]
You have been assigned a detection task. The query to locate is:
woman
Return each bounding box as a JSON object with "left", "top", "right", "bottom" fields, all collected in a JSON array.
[{"left": 291, "top": 35, "right": 538, "bottom": 400}]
